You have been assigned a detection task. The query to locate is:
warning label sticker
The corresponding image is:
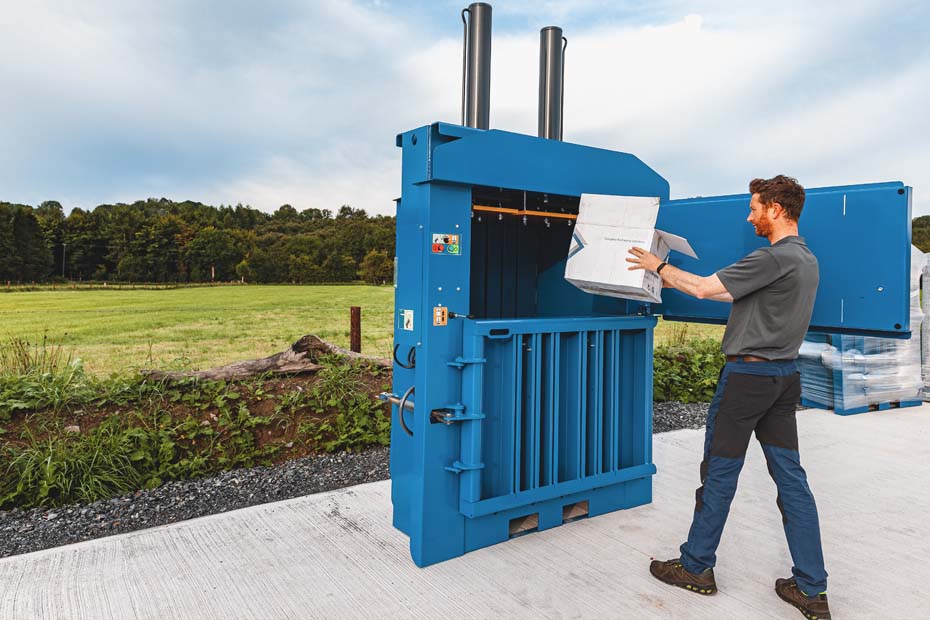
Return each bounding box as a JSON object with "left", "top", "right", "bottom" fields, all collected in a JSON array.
[
  {"left": 433, "top": 306, "right": 448, "bottom": 326},
  {"left": 431, "top": 233, "right": 461, "bottom": 255},
  {"left": 401, "top": 309, "right": 414, "bottom": 331}
]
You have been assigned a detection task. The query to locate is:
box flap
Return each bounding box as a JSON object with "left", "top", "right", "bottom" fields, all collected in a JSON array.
[
  {"left": 656, "top": 230, "right": 698, "bottom": 259},
  {"left": 578, "top": 194, "right": 660, "bottom": 228}
]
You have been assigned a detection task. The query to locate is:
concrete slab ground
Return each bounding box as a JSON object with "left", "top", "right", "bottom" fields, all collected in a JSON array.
[{"left": 2, "top": 406, "right": 928, "bottom": 619}]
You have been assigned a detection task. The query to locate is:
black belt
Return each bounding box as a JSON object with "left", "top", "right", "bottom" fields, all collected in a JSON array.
[{"left": 726, "top": 355, "right": 796, "bottom": 362}]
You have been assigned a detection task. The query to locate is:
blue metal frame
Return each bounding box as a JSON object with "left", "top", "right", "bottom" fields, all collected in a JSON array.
[
  {"left": 391, "top": 124, "right": 668, "bottom": 567},
  {"left": 391, "top": 121, "right": 914, "bottom": 567},
  {"left": 655, "top": 183, "right": 912, "bottom": 337}
]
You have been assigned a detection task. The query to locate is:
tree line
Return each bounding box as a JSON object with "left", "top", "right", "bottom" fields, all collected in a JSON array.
[
  {"left": 0, "top": 199, "right": 395, "bottom": 284},
  {"left": 5, "top": 199, "right": 929, "bottom": 285},
  {"left": 912, "top": 216, "right": 930, "bottom": 255}
]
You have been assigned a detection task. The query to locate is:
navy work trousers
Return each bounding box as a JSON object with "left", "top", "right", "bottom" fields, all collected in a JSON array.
[{"left": 678, "top": 359, "right": 828, "bottom": 595}]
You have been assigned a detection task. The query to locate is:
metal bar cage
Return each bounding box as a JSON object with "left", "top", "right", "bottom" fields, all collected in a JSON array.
[{"left": 456, "top": 317, "right": 656, "bottom": 519}]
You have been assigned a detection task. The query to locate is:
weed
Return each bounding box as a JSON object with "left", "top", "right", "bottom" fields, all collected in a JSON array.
[
  {"left": 0, "top": 419, "right": 144, "bottom": 507},
  {"left": 0, "top": 361, "right": 99, "bottom": 422},
  {"left": 298, "top": 355, "right": 390, "bottom": 452},
  {"left": 276, "top": 388, "right": 310, "bottom": 415},
  {"left": 298, "top": 396, "right": 390, "bottom": 453},
  {"left": 666, "top": 322, "right": 691, "bottom": 346},
  {"left": 309, "top": 354, "right": 365, "bottom": 410},
  {"left": 0, "top": 333, "right": 70, "bottom": 376}
]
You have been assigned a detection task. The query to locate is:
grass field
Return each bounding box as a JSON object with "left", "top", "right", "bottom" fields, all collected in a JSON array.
[
  {"left": 0, "top": 285, "right": 724, "bottom": 375},
  {"left": 0, "top": 285, "right": 395, "bottom": 375}
]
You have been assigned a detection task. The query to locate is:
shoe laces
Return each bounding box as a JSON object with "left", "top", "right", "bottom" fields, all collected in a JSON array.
[{"left": 786, "top": 578, "right": 826, "bottom": 600}]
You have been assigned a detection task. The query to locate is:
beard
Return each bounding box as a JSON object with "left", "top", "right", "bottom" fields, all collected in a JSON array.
[{"left": 753, "top": 214, "right": 773, "bottom": 237}]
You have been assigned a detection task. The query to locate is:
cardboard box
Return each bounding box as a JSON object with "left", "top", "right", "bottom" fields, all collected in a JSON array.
[{"left": 564, "top": 194, "right": 697, "bottom": 303}]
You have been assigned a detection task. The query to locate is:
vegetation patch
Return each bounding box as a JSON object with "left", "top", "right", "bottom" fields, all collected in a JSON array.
[
  {"left": 0, "top": 351, "right": 391, "bottom": 510},
  {"left": 653, "top": 325, "right": 727, "bottom": 403}
]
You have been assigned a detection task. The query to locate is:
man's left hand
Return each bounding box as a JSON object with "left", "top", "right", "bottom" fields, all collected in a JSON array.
[{"left": 627, "top": 247, "right": 663, "bottom": 272}]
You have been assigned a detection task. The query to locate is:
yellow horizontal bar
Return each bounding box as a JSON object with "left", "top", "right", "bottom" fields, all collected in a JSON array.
[{"left": 472, "top": 204, "right": 577, "bottom": 220}]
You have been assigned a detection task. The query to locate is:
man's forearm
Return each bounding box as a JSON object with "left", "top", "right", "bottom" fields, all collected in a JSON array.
[
  {"left": 660, "top": 264, "right": 704, "bottom": 297},
  {"left": 660, "top": 264, "right": 733, "bottom": 302}
]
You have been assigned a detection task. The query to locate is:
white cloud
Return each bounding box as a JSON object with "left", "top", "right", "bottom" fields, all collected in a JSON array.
[
  {"left": 1, "top": 1, "right": 928, "bottom": 217},
  {"left": 211, "top": 145, "right": 400, "bottom": 214},
  {"left": 401, "top": 3, "right": 930, "bottom": 213}
]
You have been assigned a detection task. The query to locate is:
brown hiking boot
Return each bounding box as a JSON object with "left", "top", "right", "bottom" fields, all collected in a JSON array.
[
  {"left": 775, "top": 577, "right": 831, "bottom": 620},
  {"left": 649, "top": 558, "right": 717, "bottom": 595}
]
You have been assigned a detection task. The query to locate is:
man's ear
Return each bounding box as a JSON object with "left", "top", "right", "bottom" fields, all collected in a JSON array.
[{"left": 770, "top": 202, "right": 785, "bottom": 219}]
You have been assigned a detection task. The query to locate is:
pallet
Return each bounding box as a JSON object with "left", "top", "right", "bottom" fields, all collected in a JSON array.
[{"left": 802, "top": 397, "right": 923, "bottom": 416}]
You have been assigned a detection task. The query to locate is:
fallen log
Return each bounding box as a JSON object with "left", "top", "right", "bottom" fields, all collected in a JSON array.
[{"left": 142, "top": 335, "right": 391, "bottom": 382}]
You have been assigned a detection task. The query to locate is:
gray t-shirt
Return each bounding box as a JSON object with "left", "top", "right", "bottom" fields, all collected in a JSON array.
[{"left": 716, "top": 236, "right": 819, "bottom": 360}]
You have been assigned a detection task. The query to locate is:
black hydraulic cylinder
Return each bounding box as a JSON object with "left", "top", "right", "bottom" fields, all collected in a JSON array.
[
  {"left": 538, "top": 26, "right": 566, "bottom": 140},
  {"left": 462, "top": 2, "right": 492, "bottom": 129}
]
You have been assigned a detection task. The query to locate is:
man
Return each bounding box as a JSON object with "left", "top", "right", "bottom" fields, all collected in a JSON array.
[{"left": 626, "top": 175, "right": 830, "bottom": 620}]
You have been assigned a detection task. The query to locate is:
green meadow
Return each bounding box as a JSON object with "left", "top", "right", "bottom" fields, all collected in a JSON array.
[
  {"left": 0, "top": 285, "right": 723, "bottom": 376},
  {"left": 0, "top": 285, "right": 395, "bottom": 375}
]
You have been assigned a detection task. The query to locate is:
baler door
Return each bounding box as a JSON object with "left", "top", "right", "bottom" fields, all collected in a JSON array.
[
  {"left": 653, "top": 182, "right": 912, "bottom": 338},
  {"left": 452, "top": 316, "right": 657, "bottom": 555}
]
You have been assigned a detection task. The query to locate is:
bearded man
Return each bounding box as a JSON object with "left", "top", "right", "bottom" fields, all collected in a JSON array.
[{"left": 626, "top": 175, "right": 830, "bottom": 620}]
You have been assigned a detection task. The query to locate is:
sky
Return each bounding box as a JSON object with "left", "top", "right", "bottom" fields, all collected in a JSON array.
[{"left": 2, "top": 0, "right": 929, "bottom": 216}]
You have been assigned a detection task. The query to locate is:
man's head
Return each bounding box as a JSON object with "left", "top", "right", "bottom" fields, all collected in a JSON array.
[{"left": 747, "top": 175, "right": 805, "bottom": 238}]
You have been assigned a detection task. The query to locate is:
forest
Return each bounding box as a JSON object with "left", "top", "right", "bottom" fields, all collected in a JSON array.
[
  {"left": 0, "top": 199, "right": 395, "bottom": 284},
  {"left": 4, "top": 199, "right": 930, "bottom": 285}
]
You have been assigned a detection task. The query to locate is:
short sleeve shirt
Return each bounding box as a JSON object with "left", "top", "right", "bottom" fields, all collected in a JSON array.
[{"left": 716, "top": 236, "right": 819, "bottom": 360}]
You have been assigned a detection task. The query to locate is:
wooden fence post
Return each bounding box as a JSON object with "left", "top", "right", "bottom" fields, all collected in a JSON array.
[{"left": 350, "top": 306, "right": 361, "bottom": 353}]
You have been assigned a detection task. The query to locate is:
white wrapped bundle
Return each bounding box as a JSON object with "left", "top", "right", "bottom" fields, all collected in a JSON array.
[
  {"left": 798, "top": 340, "right": 834, "bottom": 407},
  {"left": 801, "top": 245, "right": 925, "bottom": 411},
  {"left": 922, "top": 252, "right": 930, "bottom": 399}
]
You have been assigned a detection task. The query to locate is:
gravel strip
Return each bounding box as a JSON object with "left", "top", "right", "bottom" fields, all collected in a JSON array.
[
  {"left": 652, "top": 401, "right": 709, "bottom": 433},
  {"left": 0, "top": 448, "right": 391, "bottom": 559},
  {"left": 0, "top": 403, "right": 709, "bottom": 559}
]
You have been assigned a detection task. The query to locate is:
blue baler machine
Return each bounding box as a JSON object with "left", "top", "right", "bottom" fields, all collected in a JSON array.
[{"left": 384, "top": 3, "right": 913, "bottom": 567}]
